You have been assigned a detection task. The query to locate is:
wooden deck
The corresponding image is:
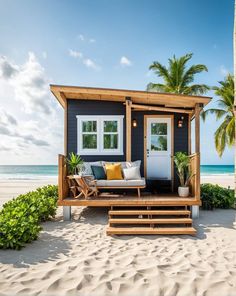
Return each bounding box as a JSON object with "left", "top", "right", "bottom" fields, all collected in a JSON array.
[{"left": 58, "top": 193, "right": 201, "bottom": 207}]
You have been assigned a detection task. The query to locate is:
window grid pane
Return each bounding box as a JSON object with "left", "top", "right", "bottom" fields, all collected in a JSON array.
[
  {"left": 78, "top": 116, "right": 123, "bottom": 154},
  {"left": 151, "top": 123, "right": 167, "bottom": 135},
  {"left": 82, "top": 121, "right": 97, "bottom": 132},
  {"left": 82, "top": 134, "right": 97, "bottom": 149},
  {"left": 103, "top": 121, "right": 118, "bottom": 132},
  {"left": 151, "top": 135, "right": 167, "bottom": 151}
]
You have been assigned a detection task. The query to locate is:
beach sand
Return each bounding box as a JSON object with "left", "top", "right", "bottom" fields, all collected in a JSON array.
[
  {"left": 201, "top": 175, "right": 234, "bottom": 189},
  {"left": 0, "top": 176, "right": 236, "bottom": 296},
  {"left": 0, "top": 178, "right": 57, "bottom": 208}
]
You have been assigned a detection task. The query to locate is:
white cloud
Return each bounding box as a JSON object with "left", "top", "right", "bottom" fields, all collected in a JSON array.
[
  {"left": 0, "top": 56, "right": 18, "bottom": 78},
  {"left": 0, "top": 52, "right": 53, "bottom": 114},
  {"left": 69, "top": 49, "right": 100, "bottom": 70},
  {"left": 78, "top": 34, "right": 85, "bottom": 41},
  {"left": 0, "top": 144, "right": 11, "bottom": 152},
  {"left": 0, "top": 108, "right": 49, "bottom": 147},
  {"left": 77, "top": 34, "right": 96, "bottom": 44},
  {"left": 83, "top": 58, "right": 99, "bottom": 70},
  {"left": 0, "top": 53, "right": 64, "bottom": 164},
  {"left": 69, "top": 49, "right": 83, "bottom": 58},
  {"left": 220, "top": 65, "right": 229, "bottom": 76},
  {"left": 120, "top": 56, "right": 132, "bottom": 66}
]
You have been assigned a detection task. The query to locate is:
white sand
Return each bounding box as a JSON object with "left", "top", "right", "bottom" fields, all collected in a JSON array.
[
  {"left": 0, "top": 178, "right": 57, "bottom": 208},
  {"left": 0, "top": 176, "right": 236, "bottom": 296},
  {"left": 0, "top": 207, "right": 236, "bottom": 296},
  {"left": 201, "top": 175, "right": 234, "bottom": 189}
]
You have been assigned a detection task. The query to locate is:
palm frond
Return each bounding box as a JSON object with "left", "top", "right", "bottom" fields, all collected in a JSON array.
[
  {"left": 201, "top": 108, "right": 227, "bottom": 121},
  {"left": 214, "top": 120, "right": 228, "bottom": 157},
  {"left": 225, "top": 116, "right": 235, "bottom": 146},
  {"left": 182, "top": 64, "right": 208, "bottom": 87},
  {"left": 183, "top": 84, "right": 210, "bottom": 95},
  {"left": 149, "top": 62, "right": 171, "bottom": 84},
  {"left": 147, "top": 53, "right": 209, "bottom": 95},
  {"left": 147, "top": 83, "right": 167, "bottom": 92}
]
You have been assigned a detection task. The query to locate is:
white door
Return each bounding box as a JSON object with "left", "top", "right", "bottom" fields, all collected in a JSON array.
[{"left": 146, "top": 117, "right": 172, "bottom": 180}]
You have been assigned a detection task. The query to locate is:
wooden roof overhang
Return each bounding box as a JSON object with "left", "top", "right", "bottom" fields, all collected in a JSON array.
[{"left": 50, "top": 85, "right": 211, "bottom": 114}]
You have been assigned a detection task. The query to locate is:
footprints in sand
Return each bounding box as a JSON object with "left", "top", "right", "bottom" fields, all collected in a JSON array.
[{"left": 1, "top": 209, "right": 236, "bottom": 295}]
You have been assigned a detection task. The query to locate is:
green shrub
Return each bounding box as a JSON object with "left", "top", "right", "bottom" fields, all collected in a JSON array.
[
  {"left": 201, "top": 183, "right": 234, "bottom": 209},
  {"left": 0, "top": 185, "right": 58, "bottom": 250}
]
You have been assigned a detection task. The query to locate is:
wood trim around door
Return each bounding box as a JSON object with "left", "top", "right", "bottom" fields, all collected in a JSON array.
[{"left": 144, "top": 114, "right": 174, "bottom": 191}]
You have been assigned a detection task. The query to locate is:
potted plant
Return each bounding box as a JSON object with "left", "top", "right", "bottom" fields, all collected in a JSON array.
[
  {"left": 66, "top": 152, "right": 83, "bottom": 175},
  {"left": 174, "top": 152, "right": 194, "bottom": 197}
]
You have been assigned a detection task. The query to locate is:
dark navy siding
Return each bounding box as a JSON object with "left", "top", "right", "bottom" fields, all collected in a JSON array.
[
  {"left": 67, "top": 99, "right": 126, "bottom": 162},
  {"left": 67, "top": 99, "right": 189, "bottom": 189},
  {"left": 131, "top": 111, "right": 188, "bottom": 190}
]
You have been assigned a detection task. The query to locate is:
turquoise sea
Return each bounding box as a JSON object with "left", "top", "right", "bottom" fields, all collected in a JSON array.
[{"left": 0, "top": 165, "right": 234, "bottom": 180}]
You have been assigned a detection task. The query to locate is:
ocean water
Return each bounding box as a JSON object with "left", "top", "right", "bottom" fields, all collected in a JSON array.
[
  {"left": 200, "top": 165, "right": 234, "bottom": 176},
  {"left": 0, "top": 165, "right": 234, "bottom": 180},
  {"left": 0, "top": 165, "right": 58, "bottom": 180}
]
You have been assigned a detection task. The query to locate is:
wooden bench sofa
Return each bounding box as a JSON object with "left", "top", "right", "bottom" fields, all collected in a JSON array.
[{"left": 68, "top": 160, "right": 146, "bottom": 198}]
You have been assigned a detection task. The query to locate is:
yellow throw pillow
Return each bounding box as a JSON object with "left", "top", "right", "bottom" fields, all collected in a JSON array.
[{"left": 105, "top": 163, "right": 123, "bottom": 180}]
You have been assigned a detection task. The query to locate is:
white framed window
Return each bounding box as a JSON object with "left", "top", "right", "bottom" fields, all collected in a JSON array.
[{"left": 77, "top": 115, "right": 124, "bottom": 155}]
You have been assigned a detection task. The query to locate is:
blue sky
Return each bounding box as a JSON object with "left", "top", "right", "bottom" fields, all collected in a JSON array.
[{"left": 0, "top": 0, "right": 234, "bottom": 164}]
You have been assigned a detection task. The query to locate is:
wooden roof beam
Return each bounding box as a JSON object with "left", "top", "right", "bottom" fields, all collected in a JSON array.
[{"left": 130, "top": 103, "right": 193, "bottom": 114}]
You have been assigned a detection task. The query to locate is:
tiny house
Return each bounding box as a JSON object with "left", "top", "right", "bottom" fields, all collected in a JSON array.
[{"left": 51, "top": 85, "right": 211, "bottom": 235}]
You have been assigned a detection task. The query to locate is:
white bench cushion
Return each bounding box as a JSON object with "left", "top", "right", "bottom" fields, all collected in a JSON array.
[{"left": 96, "top": 178, "right": 146, "bottom": 187}]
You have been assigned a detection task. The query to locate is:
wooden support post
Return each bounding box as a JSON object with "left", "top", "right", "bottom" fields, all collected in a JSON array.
[
  {"left": 188, "top": 114, "right": 191, "bottom": 155},
  {"left": 58, "top": 154, "right": 69, "bottom": 200},
  {"left": 126, "top": 97, "right": 132, "bottom": 161},
  {"left": 60, "top": 92, "right": 68, "bottom": 156},
  {"left": 195, "top": 104, "right": 201, "bottom": 201},
  {"left": 195, "top": 104, "right": 200, "bottom": 154}
]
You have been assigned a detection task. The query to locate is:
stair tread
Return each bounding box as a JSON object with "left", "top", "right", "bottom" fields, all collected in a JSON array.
[
  {"left": 109, "top": 210, "right": 190, "bottom": 215},
  {"left": 106, "top": 227, "right": 197, "bottom": 235},
  {"left": 109, "top": 218, "right": 192, "bottom": 224}
]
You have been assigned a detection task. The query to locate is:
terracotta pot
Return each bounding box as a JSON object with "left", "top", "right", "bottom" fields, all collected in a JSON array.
[{"left": 178, "top": 186, "right": 189, "bottom": 197}]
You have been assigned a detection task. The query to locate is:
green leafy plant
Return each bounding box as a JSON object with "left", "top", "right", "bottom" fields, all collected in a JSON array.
[
  {"left": 147, "top": 53, "right": 209, "bottom": 95},
  {"left": 66, "top": 152, "right": 83, "bottom": 175},
  {"left": 201, "top": 183, "right": 234, "bottom": 209},
  {"left": 0, "top": 185, "right": 58, "bottom": 250},
  {"left": 174, "top": 152, "right": 193, "bottom": 187},
  {"left": 201, "top": 74, "right": 234, "bottom": 157}
]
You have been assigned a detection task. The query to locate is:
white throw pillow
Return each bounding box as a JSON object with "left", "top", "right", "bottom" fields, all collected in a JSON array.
[
  {"left": 126, "top": 160, "right": 141, "bottom": 169},
  {"left": 123, "top": 166, "right": 141, "bottom": 180}
]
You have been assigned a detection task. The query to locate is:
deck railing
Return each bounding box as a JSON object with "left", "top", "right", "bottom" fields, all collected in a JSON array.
[
  {"left": 58, "top": 153, "right": 201, "bottom": 201},
  {"left": 58, "top": 154, "right": 69, "bottom": 200},
  {"left": 189, "top": 153, "right": 200, "bottom": 200}
]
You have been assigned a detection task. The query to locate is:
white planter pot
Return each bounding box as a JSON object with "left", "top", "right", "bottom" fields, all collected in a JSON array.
[{"left": 178, "top": 186, "right": 189, "bottom": 197}]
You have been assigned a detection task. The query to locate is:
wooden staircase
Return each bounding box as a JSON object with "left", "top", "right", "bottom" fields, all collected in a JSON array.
[{"left": 106, "top": 207, "right": 196, "bottom": 235}]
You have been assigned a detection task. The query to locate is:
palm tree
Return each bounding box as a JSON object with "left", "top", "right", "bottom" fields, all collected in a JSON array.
[
  {"left": 201, "top": 74, "right": 234, "bottom": 157},
  {"left": 147, "top": 53, "right": 210, "bottom": 95}
]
